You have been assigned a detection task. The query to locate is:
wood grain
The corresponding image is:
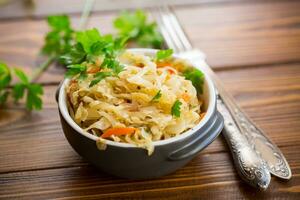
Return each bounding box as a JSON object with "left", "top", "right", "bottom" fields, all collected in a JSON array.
[
  {"left": 0, "top": 1, "right": 300, "bottom": 199},
  {"left": 0, "top": 148, "right": 299, "bottom": 199},
  {"left": 175, "top": 1, "right": 300, "bottom": 68}
]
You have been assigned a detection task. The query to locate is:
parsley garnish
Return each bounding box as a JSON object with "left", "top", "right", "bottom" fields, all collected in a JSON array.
[
  {"left": 114, "top": 10, "right": 163, "bottom": 48},
  {"left": 183, "top": 68, "right": 204, "bottom": 94},
  {"left": 171, "top": 100, "right": 182, "bottom": 118},
  {"left": 156, "top": 49, "right": 173, "bottom": 61},
  {"left": 62, "top": 28, "right": 127, "bottom": 86},
  {"left": 65, "top": 64, "right": 87, "bottom": 80},
  {"left": 151, "top": 90, "right": 162, "bottom": 102},
  {"left": 89, "top": 72, "right": 113, "bottom": 87}
]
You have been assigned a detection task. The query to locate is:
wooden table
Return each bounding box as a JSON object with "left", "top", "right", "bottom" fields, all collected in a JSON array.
[{"left": 0, "top": 0, "right": 299, "bottom": 199}]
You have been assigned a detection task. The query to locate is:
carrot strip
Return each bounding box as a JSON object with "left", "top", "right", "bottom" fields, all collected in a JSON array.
[
  {"left": 87, "top": 67, "right": 100, "bottom": 74},
  {"left": 167, "top": 68, "right": 176, "bottom": 74},
  {"left": 156, "top": 62, "right": 172, "bottom": 68},
  {"left": 101, "top": 127, "right": 136, "bottom": 138},
  {"left": 181, "top": 93, "right": 190, "bottom": 102}
]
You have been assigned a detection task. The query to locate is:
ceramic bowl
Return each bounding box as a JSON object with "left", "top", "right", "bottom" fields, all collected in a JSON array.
[{"left": 57, "top": 48, "right": 224, "bottom": 179}]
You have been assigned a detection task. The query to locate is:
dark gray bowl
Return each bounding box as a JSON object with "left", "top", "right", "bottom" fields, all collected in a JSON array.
[{"left": 57, "top": 49, "right": 224, "bottom": 179}]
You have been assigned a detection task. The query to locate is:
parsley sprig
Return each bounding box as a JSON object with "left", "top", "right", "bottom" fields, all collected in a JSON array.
[
  {"left": 0, "top": 62, "right": 43, "bottom": 110},
  {"left": 151, "top": 90, "right": 162, "bottom": 102},
  {"left": 171, "top": 100, "right": 182, "bottom": 118},
  {"left": 156, "top": 49, "right": 173, "bottom": 61},
  {"left": 114, "top": 10, "right": 163, "bottom": 48},
  {"left": 184, "top": 68, "right": 204, "bottom": 94},
  {"left": 62, "top": 28, "right": 128, "bottom": 87}
]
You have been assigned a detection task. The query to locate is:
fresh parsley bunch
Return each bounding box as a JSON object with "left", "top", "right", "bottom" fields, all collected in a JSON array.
[
  {"left": 61, "top": 28, "right": 128, "bottom": 87},
  {"left": 0, "top": 62, "right": 43, "bottom": 110},
  {"left": 114, "top": 10, "right": 163, "bottom": 48}
]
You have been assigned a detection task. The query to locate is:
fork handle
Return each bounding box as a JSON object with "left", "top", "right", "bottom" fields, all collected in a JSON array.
[
  {"left": 218, "top": 97, "right": 270, "bottom": 189},
  {"left": 187, "top": 50, "right": 291, "bottom": 180}
]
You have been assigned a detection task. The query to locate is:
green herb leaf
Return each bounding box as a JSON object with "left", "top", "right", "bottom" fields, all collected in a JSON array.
[
  {"left": 60, "top": 43, "right": 86, "bottom": 65},
  {"left": 0, "top": 62, "right": 43, "bottom": 110},
  {"left": 42, "top": 15, "right": 74, "bottom": 57},
  {"left": 26, "top": 84, "right": 43, "bottom": 110},
  {"left": 13, "top": 68, "right": 29, "bottom": 84},
  {"left": 101, "top": 57, "right": 124, "bottom": 74},
  {"left": 48, "top": 15, "right": 71, "bottom": 30},
  {"left": 151, "top": 90, "right": 162, "bottom": 102},
  {"left": 156, "top": 49, "right": 173, "bottom": 61},
  {"left": 12, "top": 83, "right": 26, "bottom": 102},
  {"left": 0, "top": 62, "right": 11, "bottom": 90},
  {"left": 65, "top": 64, "right": 87, "bottom": 78},
  {"left": 89, "top": 72, "right": 113, "bottom": 87},
  {"left": 183, "top": 68, "right": 204, "bottom": 94},
  {"left": 114, "top": 10, "right": 163, "bottom": 48},
  {"left": 76, "top": 28, "right": 102, "bottom": 53},
  {"left": 171, "top": 100, "right": 182, "bottom": 118}
]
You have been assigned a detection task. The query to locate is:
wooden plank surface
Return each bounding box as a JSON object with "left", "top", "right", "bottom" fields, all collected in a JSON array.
[
  {"left": 175, "top": 1, "right": 300, "bottom": 68},
  {"left": 0, "top": 147, "right": 299, "bottom": 200},
  {"left": 0, "top": 0, "right": 300, "bottom": 199}
]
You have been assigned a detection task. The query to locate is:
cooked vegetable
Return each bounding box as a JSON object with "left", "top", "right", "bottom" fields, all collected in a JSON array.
[
  {"left": 181, "top": 93, "right": 190, "bottom": 102},
  {"left": 101, "top": 127, "right": 136, "bottom": 138},
  {"left": 66, "top": 51, "right": 204, "bottom": 155}
]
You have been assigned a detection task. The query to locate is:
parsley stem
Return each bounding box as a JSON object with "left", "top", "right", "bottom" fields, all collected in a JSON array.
[{"left": 30, "top": 55, "right": 56, "bottom": 82}]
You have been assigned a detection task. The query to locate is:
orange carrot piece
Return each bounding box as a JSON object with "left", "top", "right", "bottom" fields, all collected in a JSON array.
[
  {"left": 156, "top": 62, "right": 172, "bottom": 68},
  {"left": 181, "top": 93, "right": 190, "bottom": 102},
  {"left": 101, "top": 127, "right": 136, "bottom": 138},
  {"left": 87, "top": 67, "right": 100, "bottom": 74},
  {"left": 167, "top": 68, "right": 176, "bottom": 74}
]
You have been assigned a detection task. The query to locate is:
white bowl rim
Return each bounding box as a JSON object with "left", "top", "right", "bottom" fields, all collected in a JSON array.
[{"left": 58, "top": 48, "right": 216, "bottom": 148}]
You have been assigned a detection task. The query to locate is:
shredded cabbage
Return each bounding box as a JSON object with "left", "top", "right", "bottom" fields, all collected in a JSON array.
[{"left": 66, "top": 51, "right": 204, "bottom": 155}]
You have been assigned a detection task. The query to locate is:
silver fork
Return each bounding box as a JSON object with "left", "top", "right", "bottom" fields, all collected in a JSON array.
[{"left": 152, "top": 6, "right": 292, "bottom": 189}]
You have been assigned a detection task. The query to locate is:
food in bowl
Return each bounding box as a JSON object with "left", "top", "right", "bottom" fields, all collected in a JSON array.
[
  {"left": 57, "top": 47, "right": 223, "bottom": 179},
  {"left": 65, "top": 49, "right": 206, "bottom": 155}
]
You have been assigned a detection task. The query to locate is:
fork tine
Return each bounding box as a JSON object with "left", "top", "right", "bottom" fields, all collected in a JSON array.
[
  {"left": 157, "top": 6, "right": 186, "bottom": 53},
  {"left": 163, "top": 6, "right": 193, "bottom": 51},
  {"left": 150, "top": 8, "right": 177, "bottom": 51}
]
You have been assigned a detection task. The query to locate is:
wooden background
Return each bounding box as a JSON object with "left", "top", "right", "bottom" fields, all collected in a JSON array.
[{"left": 0, "top": 0, "right": 300, "bottom": 199}]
